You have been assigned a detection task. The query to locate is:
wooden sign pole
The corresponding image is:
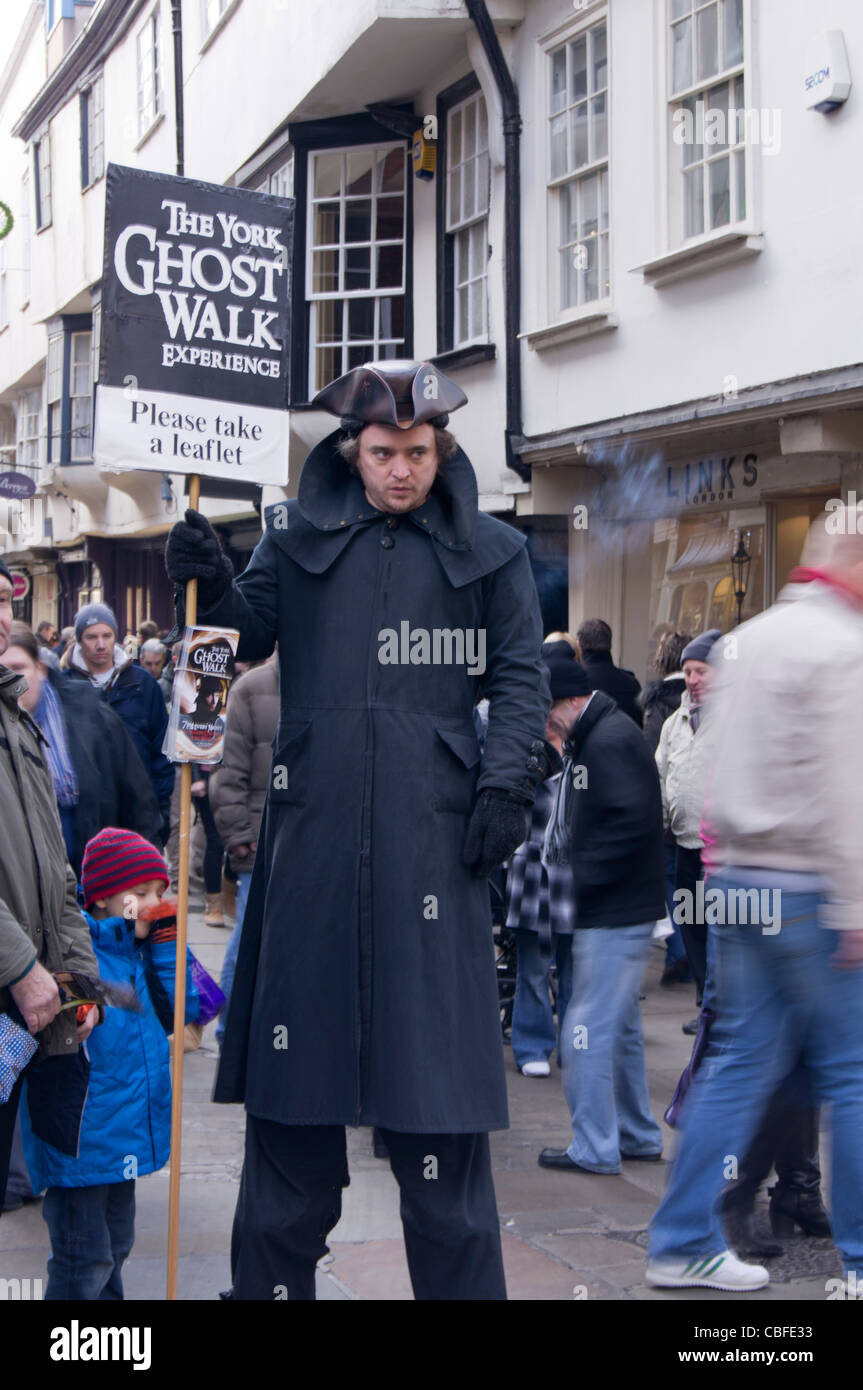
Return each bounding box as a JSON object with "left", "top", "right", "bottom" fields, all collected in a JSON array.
[{"left": 166, "top": 470, "right": 199, "bottom": 1301}]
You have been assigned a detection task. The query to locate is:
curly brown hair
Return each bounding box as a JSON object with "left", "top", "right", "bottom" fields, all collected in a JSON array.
[{"left": 336, "top": 425, "right": 458, "bottom": 470}]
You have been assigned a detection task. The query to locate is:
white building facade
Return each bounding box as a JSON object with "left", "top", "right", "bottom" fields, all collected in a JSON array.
[{"left": 0, "top": 0, "right": 860, "bottom": 677}]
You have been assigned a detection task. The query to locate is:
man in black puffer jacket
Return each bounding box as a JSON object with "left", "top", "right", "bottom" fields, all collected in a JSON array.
[{"left": 538, "top": 644, "right": 666, "bottom": 1176}]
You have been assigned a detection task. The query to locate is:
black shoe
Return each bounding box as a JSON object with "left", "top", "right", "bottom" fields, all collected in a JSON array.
[
  {"left": 768, "top": 1183, "right": 832, "bottom": 1239},
  {"left": 538, "top": 1148, "right": 611, "bottom": 1174},
  {"left": 621, "top": 1151, "right": 663, "bottom": 1162},
  {"left": 681, "top": 1017, "right": 700, "bottom": 1035},
  {"left": 722, "top": 1205, "right": 784, "bottom": 1259},
  {"left": 218, "top": 1288, "right": 234, "bottom": 1300}
]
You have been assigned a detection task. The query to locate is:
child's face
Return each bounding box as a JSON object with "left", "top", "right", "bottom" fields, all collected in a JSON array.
[{"left": 93, "top": 879, "right": 166, "bottom": 938}]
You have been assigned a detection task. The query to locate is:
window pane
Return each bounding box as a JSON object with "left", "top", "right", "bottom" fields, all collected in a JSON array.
[
  {"left": 313, "top": 152, "right": 341, "bottom": 198},
  {"left": 348, "top": 297, "right": 375, "bottom": 340},
  {"left": 572, "top": 102, "right": 589, "bottom": 169},
  {"left": 734, "top": 147, "right": 746, "bottom": 219},
  {"left": 377, "top": 341, "right": 403, "bottom": 361},
  {"left": 671, "top": 18, "right": 692, "bottom": 92},
  {"left": 344, "top": 200, "right": 371, "bottom": 244},
  {"left": 470, "top": 279, "right": 484, "bottom": 339},
  {"left": 581, "top": 171, "right": 598, "bottom": 237},
  {"left": 591, "top": 93, "right": 607, "bottom": 161},
  {"left": 560, "top": 179, "right": 578, "bottom": 248},
  {"left": 347, "top": 344, "right": 369, "bottom": 370},
  {"left": 312, "top": 249, "right": 339, "bottom": 293},
  {"left": 671, "top": 0, "right": 692, "bottom": 16},
  {"left": 449, "top": 107, "right": 462, "bottom": 165},
  {"left": 550, "top": 47, "right": 567, "bottom": 115},
  {"left": 734, "top": 71, "right": 745, "bottom": 114},
  {"left": 600, "top": 231, "right": 610, "bottom": 297},
  {"left": 723, "top": 0, "right": 743, "bottom": 67},
  {"left": 591, "top": 24, "right": 607, "bottom": 93},
  {"left": 375, "top": 244, "right": 402, "bottom": 289},
  {"left": 316, "top": 300, "right": 343, "bottom": 342},
  {"left": 681, "top": 95, "right": 702, "bottom": 166},
  {"left": 376, "top": 196, "right": 403, "bottom": 241},
  {"left": 470, "top": 221, "right": 485, "bottom": 276},
  {"left": 457, "top": 286, "right": 469, "bottom": 344},
  {"left": 570, "top": 36, "right": 588, "bottom": 102},
  {"left": 73, "top": 333, "right": 90, "bottom": 363},
  {"left": 462, "top": 162, "right": 476, "bottom": 219},
  {"left": 378, "top": 296, "right": 404, "bottom": 340},
  {"left": 476, "top": 152, "right": 490, "bottom": 215},
  {"left": 706, "top": 83, "right": 728, "bottom": 150},
  {"left": 313, "top": 202, "right": 340, "bottom": 246},
  {"left": 709, "top": 155, "right": 730, "bottom": 228},
  {"left": 463, "top": 100, "right": 477, "bottom": 160},
  {"left": 456, "top": 228, "right": 469, "bottom": 284},
  {"left": 477, "top": 98, "right": 488, "bottom": 152},
  {"left": 346, "top": 149, "right": 373, "bottom": 195},
  {"left": 344, "top": 246, "right": 370, "bottom": 290},
  {"left": 696, "top": 4, "right": 719, "bottom": 81},
  {"left": 683, "top": 165, "right": 704, "bottom": 238},
  {"left": 315, "top": 346, "right": 341, "bottom": 391},
  {"left": 600, "top": 169, "right": 609, "bottom": 230},
  {"left": 550, "top": 114, "right": 567, "bottom": 179},
  {"left": 377, "top": 148, "right": 404, "bottom": 192}
]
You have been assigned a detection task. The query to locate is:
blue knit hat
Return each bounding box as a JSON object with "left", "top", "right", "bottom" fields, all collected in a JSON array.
[
  {"left": 75, "top": 603, "right": 118, "bottom": 642},
  {"left": 681, "top": 628, "right": 721, "bottom": 665}
]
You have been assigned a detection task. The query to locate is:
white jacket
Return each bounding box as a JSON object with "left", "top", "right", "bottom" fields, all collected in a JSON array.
[
  {"left": 703, "top": 581, "right": 863, "bottom": 931},
  {"left": 655, "top": 690, "right": 708, "bottom": 850}
]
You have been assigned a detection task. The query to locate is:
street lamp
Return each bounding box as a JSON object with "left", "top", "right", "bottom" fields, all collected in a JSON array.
[{"left": 731, "top": 531, "right": 751, "bottom": 626}]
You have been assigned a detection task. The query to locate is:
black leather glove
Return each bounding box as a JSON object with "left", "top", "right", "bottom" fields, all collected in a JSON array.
[
  {"left": 165, "top": 509, "right": 234, "bottom": 609},
  {"left": 462, "top": 788, "right": 532, "bottom": 879}
]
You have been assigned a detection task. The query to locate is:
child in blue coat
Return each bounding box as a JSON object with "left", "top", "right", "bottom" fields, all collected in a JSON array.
[{"left": 21, "top": 827, "right": 199, "bottom": 1300}]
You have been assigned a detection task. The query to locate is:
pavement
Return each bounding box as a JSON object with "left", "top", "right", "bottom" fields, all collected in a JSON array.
[{"left": 0, "top": 908, "right": 842, "bottom": 1302}]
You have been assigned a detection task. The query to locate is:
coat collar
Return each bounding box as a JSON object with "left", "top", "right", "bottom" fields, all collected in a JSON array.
[
  {"left": 563, "top": 689, "right": 617, "bottom": 757},
  {"left": 0, "top": 663, "right": 26, "bottom": 709},
  {"left": 267, "top": 430, "right": 526, "bottom": 588}
]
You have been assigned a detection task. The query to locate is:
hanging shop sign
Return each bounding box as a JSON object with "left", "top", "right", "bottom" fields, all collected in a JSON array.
[
  {"left": 0, "top": 471, "right": 37, "bottom": 499},
  {"left": 94, "top": 163, "right": 294, "bottom": 487}
]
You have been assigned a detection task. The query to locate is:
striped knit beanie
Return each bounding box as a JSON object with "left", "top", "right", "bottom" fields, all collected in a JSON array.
[{"left": 81, "top": 828, "right": 169, "bottom": 910}]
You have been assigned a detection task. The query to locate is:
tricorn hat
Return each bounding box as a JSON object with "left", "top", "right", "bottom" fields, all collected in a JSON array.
[{"left": 311, "top": 359, "right": 468, "bottom": 433}]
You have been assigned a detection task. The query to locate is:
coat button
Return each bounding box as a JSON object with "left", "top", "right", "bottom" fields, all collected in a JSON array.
[{"left": 380, "top": 534, "right": 394, "bottom": 549}]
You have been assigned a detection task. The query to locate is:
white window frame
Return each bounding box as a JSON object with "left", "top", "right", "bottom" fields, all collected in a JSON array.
[
  {"left": 667, "top": 0, "right": 747, "bottom": 247},
  {"left": 257, "top": 155, "right": 293, "bottom": 200},
  {"left": 20, "top": 169, "right": 31, "bottom": 306},
  {"left": 69, "top": 330, "right": 93, "bottom": 462},
  {"left": 16, "top": 387, "right": 42, "bottom": 471},
  {"left": 545, "top": 12, "right": 611, "bottom": 319},
  {"left": 306, "top": 142, "right": 407, "bottom": 396},
  {"left": 201, "top": 0, "right": 240, "bottom": 45},
  {"left": 34, "top": 129, "right": 52, "bottom": 231},
  {"left": 82, "top": 73, "right": 105, "bottom": 187},
  {"left": 136, "top": 6, "right": 163, "bottom": 140},
  {"left": 446, "top": 91, "right": 490, "bottom": 349}
]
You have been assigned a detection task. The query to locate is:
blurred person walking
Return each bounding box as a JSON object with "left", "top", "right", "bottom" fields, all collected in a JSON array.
[
  {"left": 576, "top": 619, "right": 643, "bottom": 726},
  {"left": 647, "top": 507, "right": 863, "bottom": 1294}
]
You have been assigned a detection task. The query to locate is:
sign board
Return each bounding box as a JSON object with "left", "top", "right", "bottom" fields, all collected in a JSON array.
[
  {"left": 0, "top": 471, "right": 37, "bottom": 499},
  {"left": 10, "top": 570, "right": 30, "bottom": 600},
  {"left": 94, "top": 164, "right": 294, "bottom": 487}
]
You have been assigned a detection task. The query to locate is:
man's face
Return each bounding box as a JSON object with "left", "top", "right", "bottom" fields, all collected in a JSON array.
[
  {"left": 547, "top": 697, "right": 580, "bottom": 743},
  {"left": 80, "top": 623, "right": 116, "bottom": 672},
  {"left": 0, "top": 578, "right": 13, "bottom": 658},
  {"left": 354, "top": 423, "right": 439, "bottom": 514},
  {"left": 141, "top": 648, "right": 164, "bottom": 679},
  {"left": 684, "top": 658, "right": 712, "bottom": 705}
]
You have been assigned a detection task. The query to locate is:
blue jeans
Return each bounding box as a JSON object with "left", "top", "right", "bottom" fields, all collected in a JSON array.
[
  {"left": 663, "top": 842, "right": 688, "bottom": 967},
  {"left": 561, "top": 923, "right": 662, "bottom": 1173},
  {"left": 511, "top": 929, "right": 574, "bottom": 1067},
  {"left": 43, "top": 1181, "right": 136, "bottom": 1299},
  {"left": 216, "top": 871, "right": 252, "bottom": 1044},
  {"left": 649, "top": 884, "right": 863, "bottom": 1276}
]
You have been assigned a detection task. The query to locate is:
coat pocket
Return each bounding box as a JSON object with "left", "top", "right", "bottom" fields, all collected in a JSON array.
[
  {"left": 432, "top": 724, "right": 482, "bottom": 815},
  {"left": 269, "top": 721, "right": 312, "bottom": 807}
]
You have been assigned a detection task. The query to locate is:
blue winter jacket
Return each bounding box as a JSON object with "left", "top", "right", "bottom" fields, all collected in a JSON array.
[{"left": 21, "top": 913, "right": 199, "bottom": 1189}]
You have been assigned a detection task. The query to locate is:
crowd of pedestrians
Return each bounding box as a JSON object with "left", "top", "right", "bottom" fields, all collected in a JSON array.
[{"left": 3, "top": 358, "right": 863, "bottom": 1303}]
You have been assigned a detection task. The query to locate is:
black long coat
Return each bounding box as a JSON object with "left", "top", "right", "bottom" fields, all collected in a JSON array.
[{"left": 209, "top": 433, "right": 550, "bottom": 1132}]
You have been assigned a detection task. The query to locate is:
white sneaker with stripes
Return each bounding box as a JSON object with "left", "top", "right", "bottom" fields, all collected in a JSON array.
[{"left": 646, "top": 1249, "right": 769, "bottom": 1291}]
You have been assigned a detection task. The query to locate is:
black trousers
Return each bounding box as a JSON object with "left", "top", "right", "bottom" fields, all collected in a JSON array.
[
  {"left": 230, "top": 1118, "right": 507, "bottom": 1300},
  {"left": 723, "top": 1063, "right": 821, "bottom": 1208},
  {"left": 675, "top": 843, "right": 706, "bottom": 1004}
]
